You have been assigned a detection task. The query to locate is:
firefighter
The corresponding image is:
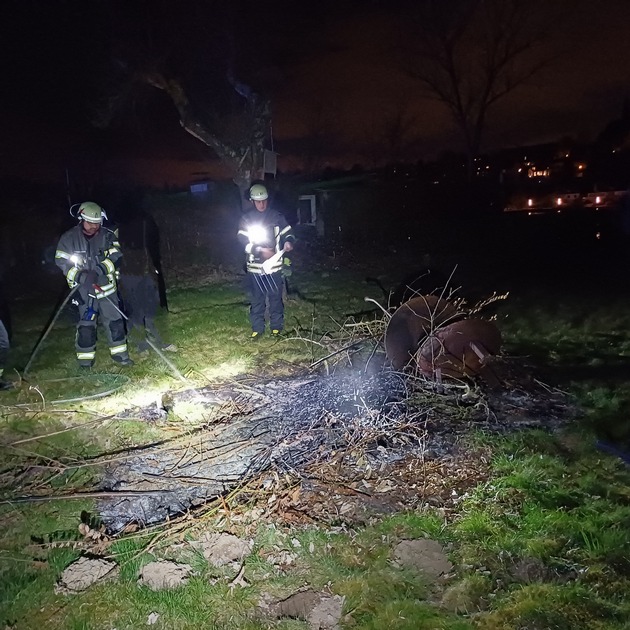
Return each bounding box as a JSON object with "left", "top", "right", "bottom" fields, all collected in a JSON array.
[
  {"left": 55, "top": 202, "right": 133, "bottom": 367},
  {"left": 237, "top": 184, "right": 295, "bottom": 338}
]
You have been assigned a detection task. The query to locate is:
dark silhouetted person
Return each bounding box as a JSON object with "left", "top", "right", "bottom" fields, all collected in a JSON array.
[{"left": 118, "top": 211, "right": 176, "bottom": 353}]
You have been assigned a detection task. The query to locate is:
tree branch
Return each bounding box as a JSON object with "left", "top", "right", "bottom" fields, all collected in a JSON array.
[{"left": 142, "top": 71, "right": 245, "bottom": 170}]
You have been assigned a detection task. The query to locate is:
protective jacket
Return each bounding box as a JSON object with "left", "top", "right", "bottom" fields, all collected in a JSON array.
[
  {"left": 237, "top": 208, "right": 295, "bottom": 274},
  {"left": 55, "top": 224, "right": 129, "bottom": 366},
  {"left": 55, "top": 225, "right": 121, "bottom": 298}
]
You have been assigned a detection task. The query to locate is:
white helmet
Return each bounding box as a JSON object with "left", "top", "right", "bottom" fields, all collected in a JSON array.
[
  {"left": 249, "top": 184, "right": 269, "bottom": 201},
  {"left": 78, "top": 201, "right": 105, "bottom": 223}
]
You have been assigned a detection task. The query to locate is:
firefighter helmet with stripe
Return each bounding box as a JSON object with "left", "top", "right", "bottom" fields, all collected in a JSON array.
[
  {"left": 249, "top": 184, "right": 269, "bottom": 201},
  {"left": 78, "top": 202, "right": 104, "bottom": 223}
]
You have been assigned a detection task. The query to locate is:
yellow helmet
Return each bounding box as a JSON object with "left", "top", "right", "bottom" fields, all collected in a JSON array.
[{"left": 249, "top": 184, "right": 268, "bottom": 201}]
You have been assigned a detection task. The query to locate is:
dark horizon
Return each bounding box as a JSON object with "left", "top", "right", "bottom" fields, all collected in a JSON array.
[{"left": 2, "top": 0, "right": 630, "bottom": 187}]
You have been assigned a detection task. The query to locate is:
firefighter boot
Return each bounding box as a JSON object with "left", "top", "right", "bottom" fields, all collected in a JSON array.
[{"left": 112, "top": 354, "right": 134, "bottom": 367}]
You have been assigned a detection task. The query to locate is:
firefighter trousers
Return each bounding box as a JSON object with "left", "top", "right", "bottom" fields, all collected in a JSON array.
[
  {"left": 75, "top": 290, "right": 129, "bottom": 366},
  {"left": 248, "top": 271, "right": 284, "bottom": 333}
]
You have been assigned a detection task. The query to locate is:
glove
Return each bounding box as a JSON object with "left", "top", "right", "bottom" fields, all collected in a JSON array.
[{"left": 258, "top": 247, "right": 275, "bottom": 260}]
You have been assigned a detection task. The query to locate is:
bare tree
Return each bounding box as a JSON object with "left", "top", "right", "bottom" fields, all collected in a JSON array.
[
  {"left": 364, "top": 103, "right": 422, "bottom": 166},
  {"left": 93, "top": 3, "right": 273, "bottom": 202},
  {"left": 140, "top": 70, "right": 271, "bottom": 200},
  {"left": 401, "top": 0, "right": 565, "bottom": 180}
]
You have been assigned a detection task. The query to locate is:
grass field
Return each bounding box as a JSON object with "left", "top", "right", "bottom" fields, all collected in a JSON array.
[{"left": 1, "top": 250, "right": 630, "bottom": 629}]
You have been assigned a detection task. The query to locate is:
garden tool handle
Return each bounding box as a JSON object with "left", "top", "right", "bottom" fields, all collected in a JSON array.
[{"left": 92, "top": 284, "right": 129, "bottom": 320}]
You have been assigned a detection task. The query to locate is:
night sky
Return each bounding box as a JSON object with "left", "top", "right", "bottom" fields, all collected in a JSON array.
[{"left": 2, "top": 0, "right": 630, "bottom": 186}]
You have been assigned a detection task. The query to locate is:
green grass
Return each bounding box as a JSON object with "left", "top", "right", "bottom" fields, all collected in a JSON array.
[{"left": 2, "top": 263, "right": 630, "bottom": 628}]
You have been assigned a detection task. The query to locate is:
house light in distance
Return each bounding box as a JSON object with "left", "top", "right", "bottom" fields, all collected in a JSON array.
[
  {"left": 528, "top": 167, "right": 550, "bottom": 178},
  {"left": 527, "top": 198, "right": 533, "bottom": 207}
]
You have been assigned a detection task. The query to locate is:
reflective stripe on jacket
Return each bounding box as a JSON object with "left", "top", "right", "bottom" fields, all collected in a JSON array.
[
  {"left": 55, "top": 225, "right": 122, "bottom": 296},
  {"left": 237, "top": 208, "right": 295, "bottom": 275}
]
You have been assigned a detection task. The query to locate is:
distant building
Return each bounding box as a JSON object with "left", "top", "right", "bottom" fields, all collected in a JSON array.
[{"left": 189, "top": 177, "right": 216, "bottom": 196}]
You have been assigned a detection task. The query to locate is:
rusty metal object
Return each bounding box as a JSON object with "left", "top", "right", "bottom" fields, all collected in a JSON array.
[
  {"left": 384, "top": 295, "right": 460, "bottom": 370},
  {"left": 416, "top": 319, "right": 502, "bottom": 385}
]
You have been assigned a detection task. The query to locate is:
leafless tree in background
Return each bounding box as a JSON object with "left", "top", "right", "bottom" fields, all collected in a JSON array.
[
  {"left": 401, "top": 0, "right": 567, "bottom": 180},
  {"left": 377, "top": 104, "right": 423, "bottom": 167}
]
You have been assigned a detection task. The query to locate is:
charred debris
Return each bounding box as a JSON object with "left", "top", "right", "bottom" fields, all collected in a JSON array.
[{"left": 95, "top": 292, "right": 574, "bottom": 533}]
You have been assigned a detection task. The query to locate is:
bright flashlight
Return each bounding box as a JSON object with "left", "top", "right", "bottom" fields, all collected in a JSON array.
[
  {"left": 247, "top": 225, "right": 267, "bottom": 244},
  {"left": 70, "top": 254, "right": 83, "bottom": 265}
]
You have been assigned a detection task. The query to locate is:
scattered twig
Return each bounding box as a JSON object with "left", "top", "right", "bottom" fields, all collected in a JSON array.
[
  {"left": 0, "top": 490, "right": 180, "bottom": 504},
  {"left": 10, "top": 413, "right": 118, "bottom": 446},
  {"left": 309, "top": 340, "right": 366, "bottom": 369}
]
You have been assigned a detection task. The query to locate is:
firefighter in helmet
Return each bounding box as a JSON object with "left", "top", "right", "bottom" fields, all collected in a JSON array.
[
  {"left": 237, "top": 184, "right": 295, "bottom": 338},
  {"left": 55, "top": 202, "right": 133, "bottom": 367}
]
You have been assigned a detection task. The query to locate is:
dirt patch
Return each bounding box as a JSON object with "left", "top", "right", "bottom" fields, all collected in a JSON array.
[
  {"left": 263, "top": 589, "right": 345, "bottom": 630},
  {"left": 138, "top": 560, "right": 193, "bottom": 590},
  {"left": 393, "top": 538, "right": 454, "bottom": 578},
  {"left": 56, "top": 556, "right": 117, "bottom": 593},
  {"left": 191, "top": 532, "right": 253, "bottom": 567}
]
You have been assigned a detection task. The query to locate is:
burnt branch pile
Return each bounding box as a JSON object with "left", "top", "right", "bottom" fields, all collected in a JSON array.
[
  {"left": 1, "top": 296, "right": 575, "bottom": 536},
  {"left": 96, "top": 366, "right": 574, "bottom": 533},
  {"left": 98, "top": 373, "right": 410, "bottom": 532}
]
